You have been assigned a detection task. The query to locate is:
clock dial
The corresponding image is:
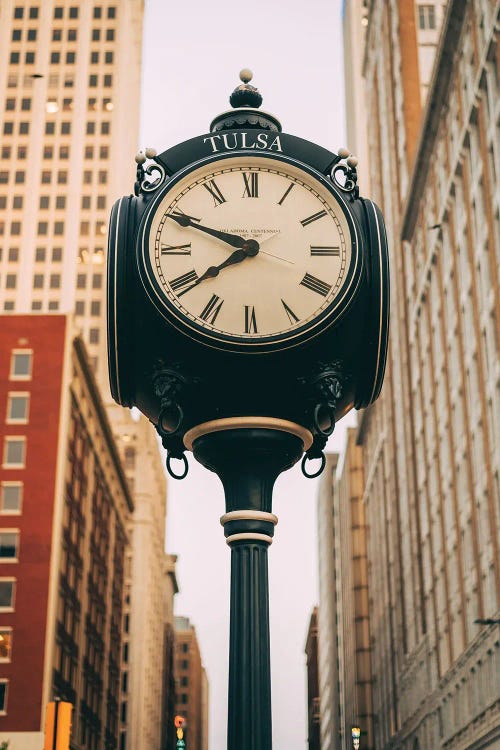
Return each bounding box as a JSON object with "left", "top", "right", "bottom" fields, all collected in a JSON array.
[{"left": 140, "top": 155, "right": 360, "bottom": 350}]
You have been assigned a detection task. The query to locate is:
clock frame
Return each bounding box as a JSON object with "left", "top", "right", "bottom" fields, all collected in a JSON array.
[{"left": 136, "top": 152, "right": 364, "bottom": 353}]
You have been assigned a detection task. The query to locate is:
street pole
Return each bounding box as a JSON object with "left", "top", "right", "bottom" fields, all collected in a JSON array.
[{"left": 186, "top": 420, "right": 310, "bottom": 749}]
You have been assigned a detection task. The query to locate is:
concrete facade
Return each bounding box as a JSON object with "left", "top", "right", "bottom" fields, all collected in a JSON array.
[
  {"left": 338, "top": 1, "right": 500, "bottom": 749},
  {"left": 305, "top": 607, "right": 321, "bottom": 750},
  {"left": 173, "top": 617, "right": 208, "bottom": 750}
]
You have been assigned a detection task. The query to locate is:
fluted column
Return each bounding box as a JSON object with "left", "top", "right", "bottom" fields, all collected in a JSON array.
[{"left": 190, "top": 421, "right": 309, "bottom": 750}]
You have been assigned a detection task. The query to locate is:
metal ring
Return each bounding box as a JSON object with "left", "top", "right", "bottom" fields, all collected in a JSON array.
[
  {"left": 301, "top": 453, "right": 326, "bottom": 479},
  {"left": 166, "top": 453, "right": 189, "bottom": 480},
  {"left": 313, "top": 403, "right": 335, "bottom": 436},
  {"left": 157, "top": 403, "right": 183, "bottom": 437}
]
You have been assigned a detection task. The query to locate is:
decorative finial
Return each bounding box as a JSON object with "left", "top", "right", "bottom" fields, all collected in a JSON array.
[
  {"left": 229, "top": 69, "right": 263, "bottom": 109},
  {"left": 239, "top": 68, "right": 253, "bottom": 84}
]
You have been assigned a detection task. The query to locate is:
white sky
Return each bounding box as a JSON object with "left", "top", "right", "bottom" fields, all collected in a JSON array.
[{"left": 139, "top": 1, "right": 351, "bottom": 747}]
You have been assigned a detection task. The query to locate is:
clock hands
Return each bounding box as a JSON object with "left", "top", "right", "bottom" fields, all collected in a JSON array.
[
  {"left": 177, "top": 241, "right": 259, "bottom": 297},
  {"left": 166, "top": 213, "right": 248, "bottom": 249}
]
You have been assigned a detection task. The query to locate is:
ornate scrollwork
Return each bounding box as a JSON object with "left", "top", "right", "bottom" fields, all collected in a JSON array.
[
  {"left": 134, "top": 148, "right": 167, "bottom": 196},
  {"left": 327, "top": 148, "right": 359, "bottom": 195}
]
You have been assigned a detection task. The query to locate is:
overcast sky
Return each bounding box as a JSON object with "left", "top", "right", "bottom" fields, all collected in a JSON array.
[{"left": 139, "top": 1, "right": 351, "bottom": 747}]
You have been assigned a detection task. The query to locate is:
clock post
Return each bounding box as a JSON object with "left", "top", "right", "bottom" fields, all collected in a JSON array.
[{"left": 107, "top": 71, "right": 389, "bottom": 749}]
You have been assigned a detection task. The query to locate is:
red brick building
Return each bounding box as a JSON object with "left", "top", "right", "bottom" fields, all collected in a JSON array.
[{"left": 0, "top": 315, "right": 133, "bottom": 750}]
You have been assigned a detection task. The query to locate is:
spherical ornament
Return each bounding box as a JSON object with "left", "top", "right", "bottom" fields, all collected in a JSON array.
[
  {"left": 347, "top": 155, "right": 358, "bottom": 167},
  {"left": 145, "top": 147, "right": 157, "bottom": 159},
  {"left": 337, "top": 147, "right": 350, "bottom": 159},
  {"left": 239, "top": 68, "right": 253, "bottom": 84},
  {"left": 135, "top": 151, "right": 146, "bottom": 165}
]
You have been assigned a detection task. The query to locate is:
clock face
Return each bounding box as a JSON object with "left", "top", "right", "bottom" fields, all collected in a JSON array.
[{"left": 139, "top": 154, "right": 360, "bottom": 351}]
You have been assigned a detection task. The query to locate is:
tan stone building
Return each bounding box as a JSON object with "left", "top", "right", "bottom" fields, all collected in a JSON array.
[
  {"left": 174, "top": 617, "right": 209, "bottom": 750},
  {"left": 0, "top": 3, "right": 177, "bottom": 749},
  {"left": 329, "top": 1, "right": 500, "bottom": 749},
  {"left": 305, "top": 606, "right": 321, "bottom": 750},
  {"left": 317, "top": 435, "right": 373, "bottom": 750}
]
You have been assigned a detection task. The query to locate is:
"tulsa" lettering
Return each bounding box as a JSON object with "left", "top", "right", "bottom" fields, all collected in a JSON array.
[{"left": 203, "top": 132, "right": 283, "bottom": 154}]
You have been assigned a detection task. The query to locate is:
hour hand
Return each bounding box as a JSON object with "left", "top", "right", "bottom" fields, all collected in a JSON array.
[
  {"left": 166, "top": 213, "right": 246, "bottom": 249},
  {"left": 177, "top": 248, "right": 248, "bottom": 297}
]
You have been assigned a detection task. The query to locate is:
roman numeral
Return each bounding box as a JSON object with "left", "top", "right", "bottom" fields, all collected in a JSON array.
[
  {"left": 200, "top": 294, "right": 224, "bottom": 324},
  {"left": 278, "top": 182, "right": 294, "bottom": 205},
  {"left": 203, "top": 180, "right": 226, "bottom": 206},
  {"left": 300, "top": 272, "right": 331, "bottom": 297},
  {"left": 161, "top": 243, "right": 192, "bottom": 255},
  {"left": 244, "top": 305, "right": 258, "bottom": 333},
  {"left": 281, "top": 299, "right": 300, "bottom": 325},
  {"left": 300, "top": 209, "right": 327, "bottom": 227},
  {"left": 310, "top": 246, "right": 340, "bottom": 256},
  {"left": 242, "top": 172, "right": 259, "bottom": 198},
  {"left": 169, "top": 269, "right": 198, "bottom": 293}
]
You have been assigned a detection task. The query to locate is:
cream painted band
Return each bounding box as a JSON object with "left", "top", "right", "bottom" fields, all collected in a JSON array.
[
  {"left": 220, "top": 510, "right": 278, "bottom": 527},
  {"left": 225, "top": 532, "right": 274, "bottom": 546},
  {"left": 183, "top": 417, "right": 313, "bottom": 451}
]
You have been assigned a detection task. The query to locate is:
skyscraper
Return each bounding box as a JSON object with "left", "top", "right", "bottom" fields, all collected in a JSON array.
[
  {"left": 330, "top": 2, "right": 500, "bottom": 748},
  {"left": 0, "top": 3, "right": 177, "bottom": 749}
]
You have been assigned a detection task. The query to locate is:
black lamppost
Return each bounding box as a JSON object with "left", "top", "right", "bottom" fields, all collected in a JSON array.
[{"left": 107, "top": 72, "right": 389, "bottom": 749}]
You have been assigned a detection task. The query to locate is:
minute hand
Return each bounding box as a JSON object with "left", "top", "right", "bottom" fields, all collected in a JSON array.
[{"left": 166, "top": 214, "right": 246, "bottom": 249}]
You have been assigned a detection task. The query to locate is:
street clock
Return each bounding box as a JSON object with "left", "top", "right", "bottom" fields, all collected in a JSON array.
[{"left": 107, "top": 71, "right": 389, "bottom": 475}]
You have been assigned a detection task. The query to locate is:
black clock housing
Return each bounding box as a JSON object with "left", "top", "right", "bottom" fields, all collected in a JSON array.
[{"left": 107, "top": 128, "right": 389, "bottom": 445}]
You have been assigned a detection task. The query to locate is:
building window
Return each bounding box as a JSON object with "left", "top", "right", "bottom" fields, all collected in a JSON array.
[
  {"left": 10, "top": 53, "right": 20, "bottom": 64},
  {"left": 21, "top": 98, "right": 31, "bottom": 111},
  {"left": 37, "top": 222, "right": 48, "bottom": 236},
  {"left": 31, "top": 301, "right": 42, "bottom": 311},
  {"left": 92, "top": 29, "right": 101, "bottom": 41},
  {"left": 0, "top": 680, "right": 8, "bottom": 713},
  {"left": 0, "top": 630, "right": 13, "bottom": 661},
  {"left": 418, "top": 4, "right": 436, "bottom": 29},
  {"left": 66, "top": 52, "right": 75, "bottom": 64},
  {"left": 108, "top": 7, "right": 116, "bottom": 18},
  {"left": 39, "top": 196, "right": 49, "bottom": 209},
  {"left": 48, "top": 301, "right": 59, "bottom": 311},
  {"left": 68, "top": 29, "right": 77, "bottom": 41},
  {"left": 54, "top": 222, "right": 64, "bottom": 235},
  {"left": 19, "top": 123, "right": 29, "bottom": 135},
  {"left": 52, "top": 247, "right": 63, "bottom": 261},
  {"left": 50, "top": 274, "right": 61, "bottom": 289},
  {"left": 92, "top": 274, "right": 102, "bottom": 289},
  {"left": 0, "top": 532, "right": 19, "bottom": 561},
  {"left": 1, "top": 483, "right": 22, "bottom": 514},
  {"left": 5, "top": 274, "right": 17, "bottom": 289},
  {"left": 61, "top": 122, "right": 71, "bottom": 135},
  {"left": 12, "top": 196, "right": 23, "bottom": 209},
  {"left": 41, "top": 171, "right": 51, "bottom": 184},
  {"left": 14, "top": 171, "right": 25, "bottom": 183},
  {"left": 13, "top": 7, "right": 24, "bottom": 18},
  {"left": 27, "top": 29, "right": 37, "bottom": 41},
  {"left": 6, "top": 393, "right": 29, "bottom": 424},
  {"left": 77, "top": 274, "right": 86, "bottom": 289},
  {"left": 90, "top": 301, "right": 101, "bottom": 316},
  {"left": 106, "top": 29, "right": 115, "bottom": 41},
  {"left": 10, "top": 222, "right": 21, "bottom": 236},
  {"left": 69, "top": 6, "right": 78, "bottom": 18},
  {"left": 8, "top": 248, "right": 19, "bottom": 262},
  {"left": 3, "top": 438, "right": 26, "bottom": 468},
  {"left": 54, "top": 6, "right": 63, "bottom": 18},
  {"left": 25, "top": 52, "right": 35, "bottom": 64},
  {"left": 0, "top": 581, "right": 15, "bottom": 611},
  {"left": 29, "top": 7, "right": 39, "bottom": 18},
  {"left": 10, "top": 351, "right": 32, "bottom": 380},
  {"left": 75, "top": 301, "right": 85, "bottom": 316},
  {"left": 35, "top": 247, "right": 46, "bottom": 262}
]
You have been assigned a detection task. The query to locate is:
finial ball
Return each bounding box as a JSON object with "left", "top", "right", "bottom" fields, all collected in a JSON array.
[
  {"left": 239, "top": 68, "right": 253, "bottom": 84},
  {"left": 338, "top": 147, "right": 350, "bottom": 159},
  {"left": 347, "top": 155, "right": 358, "bottom": 167},
  {"left": 135, "top": 151, "right": 146, "bottom": 165},
  {"left": 145, "top": 147, "right": 157, "bottom": 159}
]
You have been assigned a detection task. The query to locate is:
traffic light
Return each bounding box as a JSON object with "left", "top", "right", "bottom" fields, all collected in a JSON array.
[{"left": 43, "top": 700, "right": 73, "bottom": 750}]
